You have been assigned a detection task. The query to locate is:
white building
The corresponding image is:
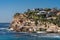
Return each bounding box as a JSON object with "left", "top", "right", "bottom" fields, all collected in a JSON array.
[{"left": 37, "top": 11, "right": 47, "bottom": 15}]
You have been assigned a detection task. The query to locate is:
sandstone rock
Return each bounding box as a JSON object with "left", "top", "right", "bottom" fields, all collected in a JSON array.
[
  {"left": 46, "top": 23, "right": 58, "bottom": 33},
  {"left": 57, "top": 27, "right": 60, "bottom": 33},
  {"left": 57, "top": 12, "right": 60, "bottom": 16},
  {"left": 10, "top": 13, "right": 59, "bottom": 33}
]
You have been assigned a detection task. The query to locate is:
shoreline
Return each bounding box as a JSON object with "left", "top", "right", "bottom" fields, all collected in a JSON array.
[{"left": 9, "top": 8, "right": 60, "bottom": 33}]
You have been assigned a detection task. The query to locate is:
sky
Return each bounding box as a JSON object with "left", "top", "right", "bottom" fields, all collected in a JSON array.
[{"left": 0, "top": 0, "right": 60, "bottom": 23}]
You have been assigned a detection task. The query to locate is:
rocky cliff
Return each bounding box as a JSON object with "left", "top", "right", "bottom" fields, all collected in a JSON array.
[
  {"left": 9, "top": 8, "right": 60, "bottom": 33},
  {"left": 9, "top": 13, "right": 60, "bottom": 33}
]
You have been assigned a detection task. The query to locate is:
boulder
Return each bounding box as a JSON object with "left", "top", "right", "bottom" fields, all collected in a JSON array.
[{"left": 46, "top": 24, "right": 58, "bottom": 33}]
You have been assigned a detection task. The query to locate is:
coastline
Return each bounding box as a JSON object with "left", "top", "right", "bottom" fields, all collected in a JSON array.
[{"left": 9, "top": 8, "right": 60, "bottom": 33}]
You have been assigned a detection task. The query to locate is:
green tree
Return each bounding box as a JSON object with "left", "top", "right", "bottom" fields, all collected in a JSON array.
[
  {"left": 14, "top": 13, "right": 20, "bottom": 17},
  {"left": 44, "top": 8, "right": 51, "bottom": 11}
]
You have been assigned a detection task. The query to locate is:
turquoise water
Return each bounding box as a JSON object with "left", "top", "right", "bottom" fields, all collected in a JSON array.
[{"left": 0, "top": 23, "right": 60, "bottom": 40}]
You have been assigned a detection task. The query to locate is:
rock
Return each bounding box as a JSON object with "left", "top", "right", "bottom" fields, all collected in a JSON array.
[
  {"left": 46, "top": 23, "right": 58, "bottom": 33},
  {"left": 9, "top": 28, "right": 14, "bottom": 31},
  {"left": 57, "top": 12, "right": 60, "bottom": 16},
  {"left": 10, "top": 13, "right": 59, "bottom": 33},
  {"left": 57, "top": 27, "right": 60, "bottom": 33}
]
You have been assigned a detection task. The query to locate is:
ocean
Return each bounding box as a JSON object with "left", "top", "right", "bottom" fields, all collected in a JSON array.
[{"left": 0, "top": 23, "right": 60, "bottom": 40}]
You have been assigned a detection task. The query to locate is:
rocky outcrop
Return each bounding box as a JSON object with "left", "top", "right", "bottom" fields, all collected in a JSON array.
[
  {"left": 46, "top": 23, "right": 58, "bottom": 33},
  {"left": 57, "top": 12, "right": 60, "bottom": 16},
  {"left": 9, "top": 14, "right": 37, "bottom": 32},
  {"left": 9, "top": 13, "right": 60, "bottom": 33}
]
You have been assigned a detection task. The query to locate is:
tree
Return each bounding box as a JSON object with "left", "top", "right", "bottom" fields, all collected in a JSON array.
[
  {"left": 14, "top": 13, "right": 20, "bottom": 18},
  {"left": 44, "top": 8, "right": 51, "bottom": 11},
  {"left": 35, "top": 19, "right": 38, "bottom": 26}
]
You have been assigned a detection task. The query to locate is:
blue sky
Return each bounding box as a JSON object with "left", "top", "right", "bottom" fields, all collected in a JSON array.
[{"left": 0, "top": 0, "right": 60, "bottom": 23}]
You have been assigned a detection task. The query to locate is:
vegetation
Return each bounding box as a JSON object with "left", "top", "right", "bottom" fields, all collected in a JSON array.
[
  {"left": 14, "top": 13, "right": 20, "bottom": 18},
  {"left": 14, "top": 8, "right": 60, "bottom": 27}
]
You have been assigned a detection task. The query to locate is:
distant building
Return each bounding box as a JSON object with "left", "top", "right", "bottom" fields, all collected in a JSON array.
[{"left": 37, "top": 11, "right": 47, "bottom": 15}]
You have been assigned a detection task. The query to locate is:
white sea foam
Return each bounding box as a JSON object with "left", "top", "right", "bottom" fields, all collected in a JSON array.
[
  {"left": 28, "top": 33, "right": 60, "bottom": 38},
  {"left": 8, "top": 28, "right": 13, "bottom": 31},
  {"left": 0, "top": 28, "right": 7, "bottom": 30},
  {"left": 0, "top": 28, "right": 12, "bottom": 31},
  {"left": 30, "top": 34, "right": 38, "bottom": 37},
  {"left": 0, "top": 28, "right": 60, "bottom": 38}
]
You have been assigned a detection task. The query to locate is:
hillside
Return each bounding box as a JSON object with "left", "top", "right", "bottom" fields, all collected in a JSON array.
[{"left": 9, "top": 8, "right": 60, "bottom": 33}]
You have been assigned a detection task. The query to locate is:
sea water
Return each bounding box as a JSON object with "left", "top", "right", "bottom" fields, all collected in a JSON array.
[{"left": 0, "top": 23, "right": 60, "bottom": 40}]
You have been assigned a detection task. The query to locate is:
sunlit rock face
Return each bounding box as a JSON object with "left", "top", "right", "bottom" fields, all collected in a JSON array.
[
  {"left": 9, "top": 8, "right": 60, "bottom": 33},
  {"left": 46, "top": 23, "right": 58, "bottom": 33},
  {"left": 9, "top": 15, "right": 60, "bottom": 32},
  {"left": 57, "top": 12, "right": 60, "bottom": 16},
  {"left": 9, "top": 13, "right": 60, "bottom": 33},
  {"left": 9, "top": 14, "right": 37, "bottom": 32}
]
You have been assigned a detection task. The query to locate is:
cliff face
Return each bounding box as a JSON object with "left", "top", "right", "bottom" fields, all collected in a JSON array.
[
  {"left": 9, "top": 14, "right": 36, "bottom": 32},
  {"left": 9, "top": 8, "right": 60, "bottom": 33},
  {"left": 9, "top": 13, "right": 60, "bottom": 33}
]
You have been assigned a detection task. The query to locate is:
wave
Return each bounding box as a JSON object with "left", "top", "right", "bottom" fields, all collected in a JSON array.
[
  {"left": 0, "top": 28, "right": 8, "bottom": 30},
  {"left": 30, "top": 34, "right": 60, "bottom": 38},
  {"left": 0, "top": 28, "right": 60, "bottom": 38},
  {"left": 0, "top": 28, "right": 29, "bottom": 33},
  {"left": 28, "top": 33, "right": 60, "bottom": 38},
  {"left": 0, "top": 28, "right": 12, "bottom": 32}
]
